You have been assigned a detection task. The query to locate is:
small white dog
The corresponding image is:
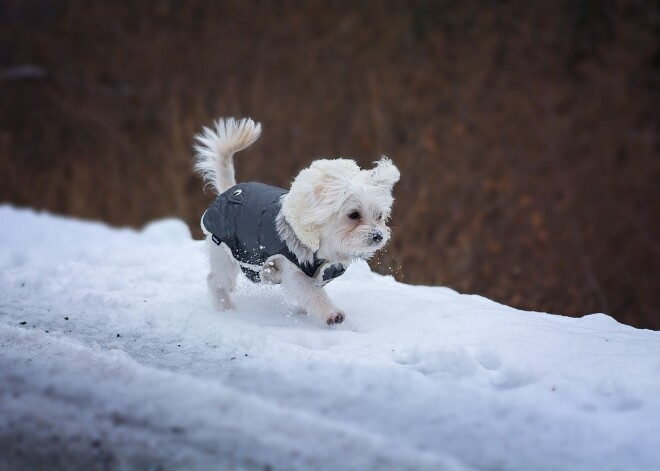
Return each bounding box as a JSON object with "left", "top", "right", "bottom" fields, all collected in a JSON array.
[{"left": 194, "top": 117, "right": 399, "bottom": 325}]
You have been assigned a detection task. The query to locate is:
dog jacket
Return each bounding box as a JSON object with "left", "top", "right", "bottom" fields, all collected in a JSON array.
[{"left": 201, "top": 182, "right": 346, "bottom": 286}]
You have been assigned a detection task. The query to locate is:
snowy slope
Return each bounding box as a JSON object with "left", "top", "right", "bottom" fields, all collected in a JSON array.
[{"left": 1, "top": 205, "right": 659, "bottom": 471}]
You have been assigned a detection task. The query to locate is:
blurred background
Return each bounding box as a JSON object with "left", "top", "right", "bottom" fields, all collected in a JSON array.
[{"left": 1, "top": 0, "right": 658, "bottom": 328}]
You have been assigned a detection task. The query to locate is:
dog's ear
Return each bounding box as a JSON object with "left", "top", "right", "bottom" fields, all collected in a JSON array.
[
  {"left": 306, "top": 159, "right": 361, "bottom": 207},
  {"left": 370, "top": 156, "right": 400, "bottom": 190}
]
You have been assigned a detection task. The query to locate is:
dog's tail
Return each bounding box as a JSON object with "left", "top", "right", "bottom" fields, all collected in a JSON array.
[{"left": 193, "top": 117, "right": 262, "bottom": 194}]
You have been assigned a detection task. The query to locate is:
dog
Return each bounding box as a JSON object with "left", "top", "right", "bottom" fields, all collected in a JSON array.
[{"left": 194, "top": 117, "right": 399, "bottom": 325}]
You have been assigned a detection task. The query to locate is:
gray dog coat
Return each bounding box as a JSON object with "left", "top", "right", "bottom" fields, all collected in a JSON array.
[{"left": 201, "top": 182, "right": 346, "bottom": 286}]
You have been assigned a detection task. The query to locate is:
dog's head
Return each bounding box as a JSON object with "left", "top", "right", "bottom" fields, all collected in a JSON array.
[{"left": 281, "top": 156, "right": 399, "bottom": 262}]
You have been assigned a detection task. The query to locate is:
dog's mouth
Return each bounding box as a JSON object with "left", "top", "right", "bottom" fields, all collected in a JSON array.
[
  {"left": 340, "top": 244, "right": 379, "bottom": 261},
  {"left": 356, "top": 238, "right": 387, "bottom": 257},
  {"left": 328, "top": 227, "right": 389, "bottom": 261}
]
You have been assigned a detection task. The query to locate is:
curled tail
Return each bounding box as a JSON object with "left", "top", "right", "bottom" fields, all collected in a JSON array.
[{"left": 193, "top": 117, "right": 262, "bottom": 194}]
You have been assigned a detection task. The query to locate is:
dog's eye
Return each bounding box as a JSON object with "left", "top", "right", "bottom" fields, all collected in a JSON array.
[{"left": 348, "top": 211, "right": 360, "bottom": 220}]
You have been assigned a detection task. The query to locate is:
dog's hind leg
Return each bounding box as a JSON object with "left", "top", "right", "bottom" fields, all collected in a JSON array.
[
  {"left": 206, "top": 237, "right": 239, "bottom": 311},
  {"left": 279, "top": 260, "right": 345, "bottom": 325}
]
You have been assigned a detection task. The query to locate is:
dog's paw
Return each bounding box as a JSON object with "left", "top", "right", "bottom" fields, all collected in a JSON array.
[
  {"left": 212, "top": 288, "right": 235, "bottom": 311},
  {"left": 259, "top": 256, "right": 284, "bottom": 284},
  {"left": 220, "top": 298, "right": 236, "bottom": 311},
  {"left": 214, "top": 297, "right": 235, "bottom": 311},
  {"left": 326, "top": 312, "right": 345, "bottom": 325}
]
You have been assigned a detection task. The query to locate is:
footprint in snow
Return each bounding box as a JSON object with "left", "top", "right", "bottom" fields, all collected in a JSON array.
[
  {"left": 394, "top": 347, "right": 538, "bottom": 390},
  {"left": 393, "top": 347, "right": 479, "bottom": 380},
  {"left": 473, "top": 350, "right": 537, "bottom": 390},
  {"left": 488, "top": 367, "right": 537, "bottom": 390}
]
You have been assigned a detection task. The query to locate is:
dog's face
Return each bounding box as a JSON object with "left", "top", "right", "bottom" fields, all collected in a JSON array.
[
  {"left": 316, "top": 168, "right": 396, "bottom": 260},
  {"left": 281, "top": 157, "right": 400, "bottom": 262}
]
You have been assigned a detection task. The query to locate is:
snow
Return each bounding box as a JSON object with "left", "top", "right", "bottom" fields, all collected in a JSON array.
[{"left": 1, "top": 205, "right": 659, "bottom": 471}]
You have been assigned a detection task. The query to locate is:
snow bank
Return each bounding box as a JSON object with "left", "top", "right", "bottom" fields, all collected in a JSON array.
[{"left": 1, "top": 205, "right": 659, "bottom": 471}]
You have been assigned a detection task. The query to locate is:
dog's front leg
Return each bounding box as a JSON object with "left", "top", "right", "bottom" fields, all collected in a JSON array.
[{"left": 279, "top": 261, "right": 345, "bottom": 325}]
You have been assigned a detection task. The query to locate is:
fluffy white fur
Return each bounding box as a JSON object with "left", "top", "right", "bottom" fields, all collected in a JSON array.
[
  {"left": 194, "top": 117, "right": 399, "bottom": 325},
  {"left": 193, "top": 117, "right": 262, "bottom": 194}
]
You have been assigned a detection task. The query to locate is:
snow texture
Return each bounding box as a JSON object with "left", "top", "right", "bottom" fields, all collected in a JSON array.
[{"left": 1, "top": 205, "right": 659, "bottom": 471}]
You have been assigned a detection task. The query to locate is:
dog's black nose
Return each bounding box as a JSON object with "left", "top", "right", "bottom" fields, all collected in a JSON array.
[{"left": 371, "top": 231, "right": 383, "bottom": 244}]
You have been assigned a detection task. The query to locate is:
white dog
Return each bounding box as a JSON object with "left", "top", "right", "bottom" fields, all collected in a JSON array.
[{"left": 194, "top": 117, "right": 399, "bottom": 325}]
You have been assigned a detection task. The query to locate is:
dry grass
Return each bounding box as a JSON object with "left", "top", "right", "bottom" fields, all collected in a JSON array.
[{"left": 1, "top": 0, "right": 659, "bottom": 327}]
